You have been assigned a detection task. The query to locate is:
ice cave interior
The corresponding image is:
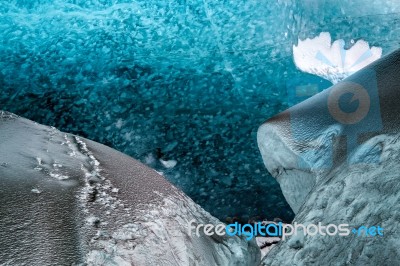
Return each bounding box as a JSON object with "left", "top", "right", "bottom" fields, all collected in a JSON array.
[{"left": 2, "top": 0, "right": 400, "bottom": 222}]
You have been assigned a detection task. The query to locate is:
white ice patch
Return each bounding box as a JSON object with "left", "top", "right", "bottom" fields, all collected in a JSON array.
[
  {"left": 31, "top": 188, "right": 41, "bottom": 194},
  {"left": 49, "top": 172, "right": 69, "bottom": 180},
  {"left": 160, "top": 159, "right": 177, "bottom": 169},
  {"left": 293, "top": 32, "right": 382, "bottom": 84}
]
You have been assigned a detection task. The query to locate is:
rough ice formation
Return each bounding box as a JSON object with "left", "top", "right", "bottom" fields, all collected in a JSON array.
[
  {"left": 3, "top": 0, "right": 400, "bottom": 222},
  {"left": 258, "top": 119, "right": 343, "bottom": 213},
  {"left": 0, "top": 0, "right": 300, "bottom": 222},
  {"left": 4, "top": 0, "right": 400, "bottom": 224},
  {"left": 293, "top": 32, "right": 382, "bottom": 84},
  {"left": 0, "top": 111, "right": 260, "bottom": 265},
  {"left": 260, "top": 133, "right": 400, "bottom": 265},
  {"left": 258, "top": 49, "right": 400, "bottom": 264}
]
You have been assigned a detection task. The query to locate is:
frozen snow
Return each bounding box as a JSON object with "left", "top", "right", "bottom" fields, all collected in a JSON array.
[
  {"left": 86, "top": 196, "right": 260, "bottom": 265},
  {"left": 0, "top": 111, "right": 260, "bottom": 265}
]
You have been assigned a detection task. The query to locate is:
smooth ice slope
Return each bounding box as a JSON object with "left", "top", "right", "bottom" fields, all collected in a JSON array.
[
  {"left": 0, "top": 111, "right": 260, "bottom": 265},
  {"left": 258, "top": 49, "right": 400, "bottom": 264}
]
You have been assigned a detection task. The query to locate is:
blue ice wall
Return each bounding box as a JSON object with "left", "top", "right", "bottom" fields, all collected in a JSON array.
[{"left": 1, "top": 0, "right": 400, "bottom": 222}]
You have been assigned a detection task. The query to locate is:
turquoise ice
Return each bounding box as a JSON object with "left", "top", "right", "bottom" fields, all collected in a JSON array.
[{"left": 1, "top": 0, "right": 400, "bottom": 222}]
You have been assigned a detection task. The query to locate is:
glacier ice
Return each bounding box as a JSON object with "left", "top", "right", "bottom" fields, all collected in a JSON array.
[
  {"left": 293, "top": 32, "right": 382, "bottom": 84},
  {"left": 2, "top": 0, "right": 400, "bottom": 222},
  {"left": 258, "top": 49, "right": 400, "bottom": 264},
  {"left": 0, "top": 111, "right": 260, "bottom": 265},
  {"left": 0, "top": 0, "right": 300, "bottom": 222}
]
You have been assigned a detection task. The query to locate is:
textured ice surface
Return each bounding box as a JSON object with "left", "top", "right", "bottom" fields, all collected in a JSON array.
[
  {"left": 258, "top": 49, "right": 400, "bottom": 264},
  {"left": 0, "top": 111, "right": 260, "bottom": 265},
  {"left": 2, "top": 0, "right": 400, "bottom": 221},
  {"left": 261, "top": 135, "right": 400, "bottom": 265},
  {"left": 258, "top": 120, "right": 342, "bottom": 213},
  {"left": 293, "top": 32, "right": 382, "bottom": 84}
]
